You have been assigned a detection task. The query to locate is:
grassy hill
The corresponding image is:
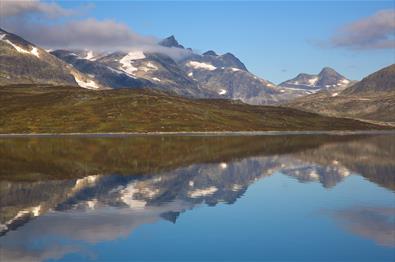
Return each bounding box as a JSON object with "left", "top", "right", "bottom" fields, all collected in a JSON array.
[{"left": 0, "top": 85, "right": 386, "bottom": 133}]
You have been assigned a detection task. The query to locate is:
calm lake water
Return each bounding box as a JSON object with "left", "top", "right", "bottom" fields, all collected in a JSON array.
[{"left": 0, "top": 134, "right": 394, "bottom": 261}]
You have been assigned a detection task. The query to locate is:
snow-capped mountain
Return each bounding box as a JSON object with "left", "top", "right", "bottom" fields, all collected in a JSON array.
[
  {"left": 279, "top": 67, "right": 352, "bottom": 94},
  {"left": 50, "top": 49, "right": 151, "bottom": 90},
  {"left": 0, "top": 28, "right": 106, "bottom": 89},
  {"left": 51, "top": 47, "right": 211, "bottom": 97},
  {"left": 50, "top": 35, "right": 288, "bottom": 102}
]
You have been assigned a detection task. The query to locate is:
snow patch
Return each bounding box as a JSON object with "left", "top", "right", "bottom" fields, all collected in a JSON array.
[
  {"left": 331, "top": 92, "right": 339, "bottom": 97},
  {"left": 218, "top": 89, "right": 227, "bottom": 95},
  {"left": 231, "top": 184, "right": 243, "bottom": 191},
  {"left": 107, "top": 66, "right": 124, "bottom": 75},
  {"left": 188, "top": 187, "right": 218, "bottom": 198},
  {"left": 231, "top": 67, "right": 240, "bottom": 72},
  {"left": 84, "top": 50, "right": 95, "bottom": 61},
  {"left": 188, "top": 72, "right": 193, "bottom": 77},
  {"left": 73, "top": 75, "right": 100, "bottom": 89},
  {"left": 341, "top": 79, "right": 350, "bottom": 84},
  {"left": 308, "top": 77, "right": 318, "bottom": 86},
  {"left": 119, "top": 51, "right": 146, "bottom": 76},
  {"left": 2, "top": 37, "right": 40, "bottom": 58},
  {"left": 30, "top": 47, "right": 40, "bottom": 58},
  {"left": 152, "top": 77, "right": 161, "bottom": 82},
  {"left": 120, "top": 183, "right": 147, "bottom": 208},
  {"left": 187, "top": 61, "right": 216, "bottom": 71},
  {"left": 308, "top": 171, "right": 320, "bottom": 180},
  {"left": 147, "top": 62, "right": 158, "bottom": 70}
]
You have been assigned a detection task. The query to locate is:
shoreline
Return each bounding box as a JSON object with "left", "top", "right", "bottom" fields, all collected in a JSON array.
[{"left": 0, "top": 130, "right": 395, "bottom": 138}]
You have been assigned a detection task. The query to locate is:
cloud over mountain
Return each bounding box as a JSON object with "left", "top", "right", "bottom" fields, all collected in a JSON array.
[{"left": 0, "top": 0, "right": 191, "bottom": 60}]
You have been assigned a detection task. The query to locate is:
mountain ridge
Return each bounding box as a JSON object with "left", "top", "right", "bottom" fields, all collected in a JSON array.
[
  {"left": 287, "top": 64, "right": 395, "bottom": 123},
  {"left": 279, "top": 66, "right": 352, "bottom": 94}
]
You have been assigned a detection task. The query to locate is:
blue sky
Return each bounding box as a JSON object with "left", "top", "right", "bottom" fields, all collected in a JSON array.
[{"left": 3, "top": 1, "right": 395, "bottom": 83}]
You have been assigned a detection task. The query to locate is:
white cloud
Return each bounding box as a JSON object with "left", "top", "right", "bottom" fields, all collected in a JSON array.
[
  {"left": 330, "top": 9, "right": 395, "bottom": 50},
  {"left": 1, "top": 0, "right": 75, "bottom": 17},
  {"left": 5, "top": 18, "right": 157, "bottom": 50},
  {"left": 0, "top": 0, "right": 192, "bottom": 60}
]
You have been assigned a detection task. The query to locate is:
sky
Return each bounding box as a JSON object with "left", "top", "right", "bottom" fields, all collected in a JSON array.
[{"left": 1, "top": 0, "right": 394, "bottom": 83}]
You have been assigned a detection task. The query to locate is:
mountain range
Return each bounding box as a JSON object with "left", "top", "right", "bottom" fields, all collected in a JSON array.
[{"left": 0, "top": 28, "right": 394, "bottom": 128}]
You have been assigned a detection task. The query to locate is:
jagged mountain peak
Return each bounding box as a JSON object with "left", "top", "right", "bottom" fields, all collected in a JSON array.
[
  {"left": 203, "top": 50, "right": 218, "bottom": 56},
  {"left": 159, "top": 35, "right": 184, "bottom": 49}
]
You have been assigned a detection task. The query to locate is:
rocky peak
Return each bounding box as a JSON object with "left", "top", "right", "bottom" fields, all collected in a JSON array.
[
  {"left": 318, "top": 67, "right": 343, "bottom": 78},
  {"left": 203, "top": 50, "right": 218, "bottom": 56},
  {"left": 159, "top": 35, "right": 184, "bottom": 49}
]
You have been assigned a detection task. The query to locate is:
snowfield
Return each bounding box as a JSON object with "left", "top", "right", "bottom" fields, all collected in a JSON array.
[
  {"left": 1, "top": 34, "right": 40, "bottom": 58},
  {"left": 119, "top": 51, "right": 146, "bottom": 76},
  {"left": 187, "top": 61, "right": 217, "bottom": 71},
  {"left": 308, "top": 77, "right": 318, "bottom": 86},
  {"left": 218, "top": 89, "right": 227, "bottom": 95},
  {"left": 73, "top": 75, "right": 100, "bottom": 89},
  {"left": 188, "top": 186, "right": 218, "bottom": 198}
]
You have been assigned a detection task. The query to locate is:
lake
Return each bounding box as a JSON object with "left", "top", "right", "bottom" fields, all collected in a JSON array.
[{"left": 0, "top": 134, "right": 394, "bottom": 261}]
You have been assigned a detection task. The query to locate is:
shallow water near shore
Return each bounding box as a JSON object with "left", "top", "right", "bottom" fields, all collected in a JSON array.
[{"left": 0, "top": 134, "right": 394, "bottom": 261}]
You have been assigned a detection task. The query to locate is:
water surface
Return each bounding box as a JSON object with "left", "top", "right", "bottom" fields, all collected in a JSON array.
[{"left": 0, "top": 134, "right": 394, "bottom": 261}]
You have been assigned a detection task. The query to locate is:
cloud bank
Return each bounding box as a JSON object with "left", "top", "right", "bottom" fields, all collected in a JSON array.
[
  {"left": 1, "top": 0, "right": 75, "bottom": 17},
  {"left": 330, "top": 9, "right": 395, "bottom": 50},
  {"left": 0, "top": 0, "right": 192, "bottom": 60}
]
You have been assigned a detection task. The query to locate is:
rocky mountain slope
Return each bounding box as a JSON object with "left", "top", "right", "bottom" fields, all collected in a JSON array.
[
  {"left": 51, "top": 49, "right": 211, "bottom": 97},
  {"left": 0, "top": 28, "right": 106, "bottom": 89},
  {"left": 342, "top": 64, "right": 395, "bottom": 95},
  {"left": 287, "top": 64, "right": 395, "bottom": 123},
  {"left": 178, "top": 49, "right": 290, "bottom": 104}
]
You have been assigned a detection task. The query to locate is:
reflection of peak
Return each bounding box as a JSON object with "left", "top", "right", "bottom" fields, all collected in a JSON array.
[
  {"left": 0, "top": 204, "right": 43, "bottom": 237},
  {"left": 160, "top": 211, "right": 180, "bottom": 223}
]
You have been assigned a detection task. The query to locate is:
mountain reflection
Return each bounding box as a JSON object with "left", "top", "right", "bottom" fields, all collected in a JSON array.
[{"left": 0, "top": 134, "right": 394, "bottom": 261}]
